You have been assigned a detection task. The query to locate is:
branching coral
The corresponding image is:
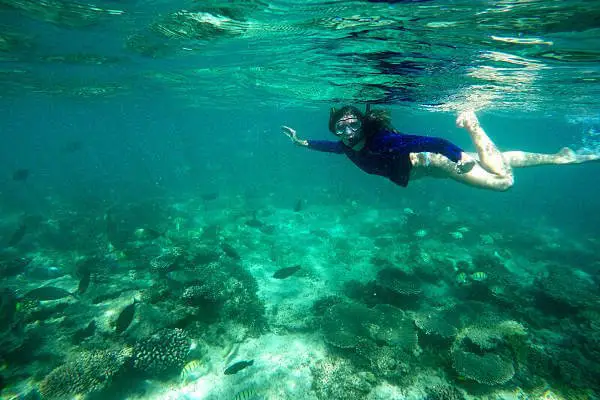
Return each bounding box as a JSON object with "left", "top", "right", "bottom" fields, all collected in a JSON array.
[{"left": 39, "top": 348, "right": 131, "bottom": 400}]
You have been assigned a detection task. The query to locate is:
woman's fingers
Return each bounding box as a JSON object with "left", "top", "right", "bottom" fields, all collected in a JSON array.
[{"left": 281, "top": 125, "right": 296, "bottom": 139}]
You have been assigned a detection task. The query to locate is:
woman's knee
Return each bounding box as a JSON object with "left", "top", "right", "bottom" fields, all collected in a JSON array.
[{"left": 494, "top": 174, "right": 514, "bottom": 191}]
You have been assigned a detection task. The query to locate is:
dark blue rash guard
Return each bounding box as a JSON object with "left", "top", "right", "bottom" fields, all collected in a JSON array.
[{"left": 307, "top": 129, "right": 463, "bottom": 187}]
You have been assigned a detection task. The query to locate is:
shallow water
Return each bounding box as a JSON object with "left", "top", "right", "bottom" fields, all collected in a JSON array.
[{"left": 1, "top": 1, "right": 599, "bottom": 399}]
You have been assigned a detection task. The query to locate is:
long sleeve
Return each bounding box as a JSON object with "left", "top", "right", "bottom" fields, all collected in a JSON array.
[
  {"left": 399, "top": 135, "right": 463, "bottom": 162},
  {"left": 306, "top": 139, "right": 345, "bottom": 154},
  {"left": 372, "top": 132, "right": 463, "bottom": 162}
]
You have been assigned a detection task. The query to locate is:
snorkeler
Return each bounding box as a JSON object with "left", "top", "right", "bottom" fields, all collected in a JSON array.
[{"left": 282, "top": 106, "right": 599, "bottom": 191}]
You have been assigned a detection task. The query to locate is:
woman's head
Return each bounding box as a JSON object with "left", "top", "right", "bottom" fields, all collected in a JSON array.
[
  {"left": 329, "top": 105, "right": 395, "bottom": 147},
  {"left": 329, "top": 106, "right": 365, "bottom": 147}
]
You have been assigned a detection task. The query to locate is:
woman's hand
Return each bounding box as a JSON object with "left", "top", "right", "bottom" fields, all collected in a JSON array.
[{"left": 282, "top": 125, "right": 308, "bottom": 146}]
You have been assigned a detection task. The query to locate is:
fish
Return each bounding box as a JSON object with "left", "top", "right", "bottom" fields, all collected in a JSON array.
[
  {"left": 201, "top": 192, "right": 219, "bottom": 201},
  {"left": 7, "top": 221, "right": 27, "bottom": 247},
  {"left": 221, "top": 243, "right": 241, "bottom": 260},
  {"left": 12, "top": 168, "right": 29, "bottom": 181},
  {"left": 293, "top": 199, "right": 304, "bottom": 212},
  {"left": 115, "top": 299, "right": 136, "bottom": 334},
  {"left": 134, "top": 227, "right": 164, "bottom": 240},
  {"left": 245, "top": 211, "right": 264, "bottom": 229},
  {"left": 23, "top": 286, "right": 76, "bottom": 301},
  {"left": 258, "top": 224, "right": 275, "bottom": 235},
  {"left": 224, "top": 359, "right": 254, "bottom": 375},
  {"left": 72, "top": 320, "right": 96, "bottom": 344},
  {"left": 180, "top": 359, "right": 204, "bottom": 382},
  {"left": 272, "top": 265, "right": 301, "bottom": 279},
  {"left": 471, "top": 271, "right": 488, "bottom": 282},
  {"left": 78, "top": 270, "right": 91, "bottom": 294},
  {"left": 234, "top": 388, "right": 262, "bottom": 400}
]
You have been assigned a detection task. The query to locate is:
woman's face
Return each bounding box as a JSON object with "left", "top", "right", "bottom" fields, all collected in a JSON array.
[{"left": 334, "top": 113, "right": 363, "bottom": 147}]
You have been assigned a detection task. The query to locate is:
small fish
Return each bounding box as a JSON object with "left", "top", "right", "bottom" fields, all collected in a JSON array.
[
  {"left": 115, "top": 299, "right": 136, "bottom": 334},
  {"left": 272, "top": 265, "right": 301, "bottom": 279},
  {"left": 180, "top": 359, "right": 204, "bottom": 382},
  {"left": 12, "top": 168, "right": 29, "bottom": 181},
  {"left": 258, "top": 224, "right": 276, "bottom": 235},
  {"left": 414, "top": 229, "right": 427, "bottom": 238},
  {"left": 221, "top": 243, "right": 241, "bottom": 260},
  {"left": 471, "top": 271, "right": 488, "bottom": 282},
  {"left": 293, "top": 199, "right": 303, "bottom": 212},
  {"left": 224, "top": 359, "right": 254, "bottom": 375},
  {"left": 72, "top": 320, "right": 96, "bottom": 344},
  {"left": 234, "top": 388, "right": 261, "bottom": 400},
  {"left": 23, "top": 286, "right": 75, "bottom": 301},
  {"left": 201, "top": 192, "right": 219, "bottom": 201},
  {"left": 78, "top": 270, "right": 91, "bottom": 294},
  {"left": 7, "top": 221, "right": 27, "bottom": 247},
  {"left": 449, "top": 231, "right": 464, "bottom": 240},
  {"left": 245, "top": 211, "right": 264, "bottom": 229},
  {"left": 134, "top": 227, "right": 164, "bottom": 240}
]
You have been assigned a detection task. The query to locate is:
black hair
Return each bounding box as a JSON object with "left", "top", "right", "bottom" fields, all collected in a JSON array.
[{"left": 328, "top": 105, "right": 397, "bottom": 137}]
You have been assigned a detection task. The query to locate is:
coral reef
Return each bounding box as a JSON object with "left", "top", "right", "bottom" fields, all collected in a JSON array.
[
  {"left": 38, "top": 348, "right": 131, "bottom": 399},
  {"left": 425, "top": 384, "right": 465, "bottom": 400},
  {"left": 448, "top": 319, "right": 526, "bottom": 386},
  {"left": 132, "top": 328, "right": 191, "bottom": 378},
  {"left": 451, "top": 351, "right": 515, "bottom": 385},
  {"left": 311, "top": 357, "right": 377, "bottom": 400},
  {"left": 321, "top": 302, "right": 417, "bottom": 380}
]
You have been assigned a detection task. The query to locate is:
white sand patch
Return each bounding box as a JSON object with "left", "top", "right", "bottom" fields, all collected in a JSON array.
[{"left": 140, "top": 333, "right": 326, "bottom": 400}]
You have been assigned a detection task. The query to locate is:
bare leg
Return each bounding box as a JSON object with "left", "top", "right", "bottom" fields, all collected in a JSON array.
[
  {"left": 503, "top": 147, "right": 600, "bottom": 167},
  {"left": 409, "top": 111, "right": 600, "bottom": 191},
  {"left": 456, "top": 110, "right": 512, "bottom": 177},
  {"left": 410, "top": 152, "right": 514, "bottom": 191}
]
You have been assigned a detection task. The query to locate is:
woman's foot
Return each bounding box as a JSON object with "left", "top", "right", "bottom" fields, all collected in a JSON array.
[
  {"left": 456, "top": 110, "right": 480, "bottom": 131},
  {"left": 555, "top": 147, "right": 577, "bottom": 164},
  {"left": 556, "top": 147, "right": 600, "bottom": 164}
]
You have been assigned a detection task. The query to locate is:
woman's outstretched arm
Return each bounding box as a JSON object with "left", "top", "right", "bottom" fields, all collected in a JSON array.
[{"left": 282, "top": 126, "right": 345, "bottom": 153}]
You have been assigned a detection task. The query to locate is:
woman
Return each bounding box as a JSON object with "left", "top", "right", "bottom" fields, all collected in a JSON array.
[{"left": 282, "top": 106, "right": 599, "bottom": 191}]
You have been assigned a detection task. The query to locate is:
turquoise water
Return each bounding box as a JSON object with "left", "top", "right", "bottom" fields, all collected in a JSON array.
[{"left": 1, "top": 1, "right": 599, "bottom": 399}]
